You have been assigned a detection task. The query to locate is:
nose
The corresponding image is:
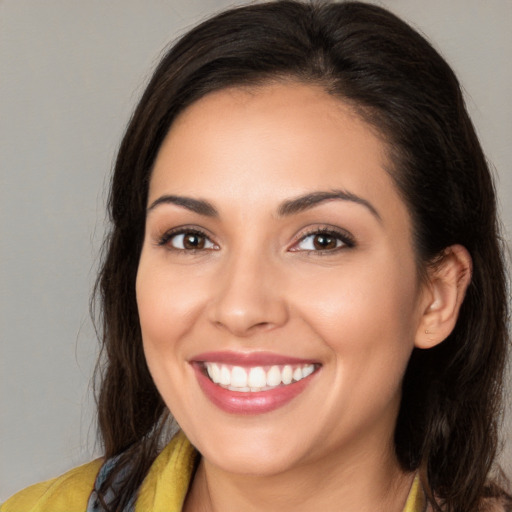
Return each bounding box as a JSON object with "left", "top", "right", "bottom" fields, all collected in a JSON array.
[{"left": 207, "top": 251, "right": 289, "bottom": 337}]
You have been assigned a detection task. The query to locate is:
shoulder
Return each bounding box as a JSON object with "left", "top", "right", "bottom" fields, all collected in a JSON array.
[{"left": 1, "top": 458, "right": 103, "bottom": 512}]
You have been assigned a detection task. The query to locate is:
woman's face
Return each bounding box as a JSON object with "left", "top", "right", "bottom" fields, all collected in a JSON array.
[{"left": 136, "top": 82, "right": 430, "bottom": 476}]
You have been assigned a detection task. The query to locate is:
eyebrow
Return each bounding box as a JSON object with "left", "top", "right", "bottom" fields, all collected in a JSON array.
[
  {"left": 147, "top": 195, "right": 218, "bottom": 217},
  {"left": 277, "top": 189, "right": 381, "bottom": 220},
  {"left": 147, "top": 189, "right": 380, "bottom": 221}
]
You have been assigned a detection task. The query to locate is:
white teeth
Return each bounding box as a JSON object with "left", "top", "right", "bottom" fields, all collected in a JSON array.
[
  {"left": 281, "top": 365, "right": 293, "bottom": 385},
  {"left": 266, "top": 365, "right": 281, "bottom": 387},
  {"left": 302, "top": 365, "right": 314, "bottom": 378},
  {"left": 207, "top": 363, "right": 221, "bottom": 384},
  {"left": 203, "top": 362, "right": 317, "bottom": 392},
  {"left": 228, "top": 385, "right": 250, "bottom": 392},
  {"left": 248, "top": 367, "right": 266, "bottom": 388},
  {"left": 231, "top": 366, "right": 247, "bottom": 387},
  {"left": 220, "top": 365, "right": 231, "bottom": 386}
]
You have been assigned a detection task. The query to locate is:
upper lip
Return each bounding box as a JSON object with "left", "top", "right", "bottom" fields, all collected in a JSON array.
[{"left": 190, "top": 351, "right": 320, "bottom": 366}]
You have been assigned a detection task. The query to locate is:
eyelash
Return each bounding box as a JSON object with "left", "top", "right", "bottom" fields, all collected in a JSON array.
[
  {"left": 157, "top": 226, "right": 355, "bottom": 254},
  {"left": 291, "top": 227, "right": 356, "bottom": 254},
  {"left": 157, "top": 227, "right": 216, "bottom": 253}
]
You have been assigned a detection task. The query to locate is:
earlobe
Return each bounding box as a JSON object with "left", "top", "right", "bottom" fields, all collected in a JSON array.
[{"left": 415, "top": 244, "right": 472, "bottom": 349}]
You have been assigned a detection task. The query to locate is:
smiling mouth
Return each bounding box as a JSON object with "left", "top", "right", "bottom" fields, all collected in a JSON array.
[
  {"left": 199, "top": 362, "right": 319, "bottom": 392},
  {"left": 191, "top": 353, "right": 321, "bottom": 414}
]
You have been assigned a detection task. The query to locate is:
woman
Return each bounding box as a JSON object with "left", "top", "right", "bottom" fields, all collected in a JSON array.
[{"left": 2, "top": 1, "right": 510, "bottom": 511}]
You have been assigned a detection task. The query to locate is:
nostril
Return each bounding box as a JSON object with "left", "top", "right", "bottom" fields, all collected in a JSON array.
[{"left": 251, "top": 321, "right": 274, "bottom": 331}]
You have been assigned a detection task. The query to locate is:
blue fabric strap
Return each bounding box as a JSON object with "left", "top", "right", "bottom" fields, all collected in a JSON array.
[{"left": 86, "top": 455, "right": 136, "bottom": 512}]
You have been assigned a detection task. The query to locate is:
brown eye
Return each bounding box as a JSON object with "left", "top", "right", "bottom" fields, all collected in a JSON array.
[
  {"left": 292, "top": 229, "right": 353, "bottom": 253},
  {"left": 165, "top": 231, "right": 216, "bottom": 251},
  {"left": 182, "top": 233, "right": 205, "bottom": 249},
  {"left": 312, "top": 234, "right": 338, "bottom": 250}
]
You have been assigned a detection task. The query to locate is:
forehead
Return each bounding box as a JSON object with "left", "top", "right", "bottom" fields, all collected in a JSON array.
[{"left": 149, "top": 82, "right": 408, "bottom": 226}]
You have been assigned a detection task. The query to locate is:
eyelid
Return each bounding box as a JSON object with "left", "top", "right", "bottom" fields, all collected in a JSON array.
[
  {"left": 156, "top": 226, "right": 219, "bottom": 251},
  {"left": 154, "top": 224, "right": 355, "bottom": 254},
  {"left": 289, "top": 225, "right": 356, "bottom": 253}
]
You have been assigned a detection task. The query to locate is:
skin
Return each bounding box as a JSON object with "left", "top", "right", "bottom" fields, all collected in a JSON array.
[{"left": 136, "top": 82, "right": 471, "bottom": 512}]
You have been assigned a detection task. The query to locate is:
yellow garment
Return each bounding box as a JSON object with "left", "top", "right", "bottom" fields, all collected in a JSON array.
[
  {"left": 134, "top": 431, "right": 197, "bottom": 512},
  {"left": 404, "top": 474, "right": 426, "bottom": 512},
  {"left": 2, "top": 431, "right": 424, "bottom": 512},
  {"left": 0, "top": 457, "right": 103, "bottom": 512}
]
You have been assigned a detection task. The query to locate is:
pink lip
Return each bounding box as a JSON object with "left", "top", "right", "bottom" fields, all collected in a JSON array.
[
  {"left": 191, "top": 351, "right": 319, "bottom": 366},
  {"left": 190, "top": 352, "right": 320, "bottom": 415}
]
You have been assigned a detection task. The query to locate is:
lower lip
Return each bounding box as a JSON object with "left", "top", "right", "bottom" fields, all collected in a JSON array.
[{"left": 192, "top": 365, "right": 317, "bottom": 415}]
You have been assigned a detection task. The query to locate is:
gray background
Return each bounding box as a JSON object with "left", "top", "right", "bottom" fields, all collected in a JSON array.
[{"left": 1, "top": 0, "right": 511, "bottom": 501}]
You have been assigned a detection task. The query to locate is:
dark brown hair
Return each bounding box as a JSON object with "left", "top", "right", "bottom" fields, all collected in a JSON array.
[{"left": 93, "top": 1, "right": 510, "bottom": 510}]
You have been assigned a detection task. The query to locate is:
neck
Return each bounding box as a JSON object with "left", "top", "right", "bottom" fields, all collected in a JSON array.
[{"left": 184, "top": 435, "right": 414, "bottom": 512}]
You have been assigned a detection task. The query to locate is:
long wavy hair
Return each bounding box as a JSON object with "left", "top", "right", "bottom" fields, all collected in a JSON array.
[{"left": 93, "top": 1, "right": 510, "bottom": 510}]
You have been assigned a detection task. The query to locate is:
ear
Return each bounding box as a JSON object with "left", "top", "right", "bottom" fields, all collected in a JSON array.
[{"left": 415, "top": 244, "right": 472, "bottom": 349}]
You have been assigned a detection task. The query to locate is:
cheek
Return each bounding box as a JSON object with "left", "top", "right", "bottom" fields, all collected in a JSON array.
[
  {"left": 135, "top": 258, "right": 208, "bottom": 351},
  {"left": 290, "top": 252, "right": 420, "bottom": 368},
  {"left": 135, "top": 256, "right": 204, "bottom": 410}
]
